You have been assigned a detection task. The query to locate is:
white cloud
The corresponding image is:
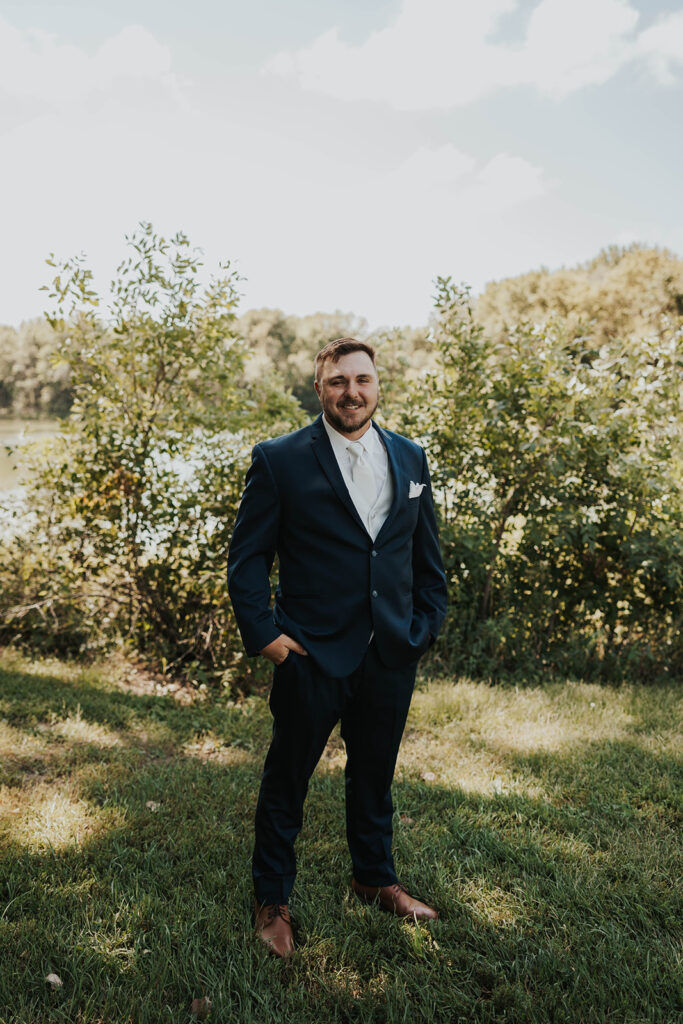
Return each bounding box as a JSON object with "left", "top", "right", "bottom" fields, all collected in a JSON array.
[
  {"left": 635, "top": 10, "right": 683, "bottom": 84},
  {"left": 391, "top": 146, "right": 477, "bottom": 187},
  {"left": 264, "top": 0, "right": 683, "bottom": 108},
  {"left": 0, "top": 13, "right": 557, "bottom": 330},
  {"left": 0, "top": 10, "right": 678, "bottom": 333},
  {"left": 217, "top": 143, "right": 552, "bottom": 326},
  {"left": 387, "top": 146, "right": 549, "bottom": 208},
  {"left": 475, "top": 153, "right": 549, "bottom": 207},
  {"left": 0, "top": 49, "right": 552, "bottom": 330},
  {"left": 0, "top": 16, "right": 176, "bottom": 109},
  {"left": 522, "top": 0, "right": 639, "bottom": 97},
  {"left": 263, "top": 0, "right": 522, "bottom": 109},
  {"left": 0, "top": 17, "right": 191, "bottom": 327}
]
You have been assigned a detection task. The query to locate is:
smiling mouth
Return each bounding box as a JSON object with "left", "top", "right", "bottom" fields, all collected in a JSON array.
[{"left": 340, "top": 402, "right": 364, "bottom": 410}]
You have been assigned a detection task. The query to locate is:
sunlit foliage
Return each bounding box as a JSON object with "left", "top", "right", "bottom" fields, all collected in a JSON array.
[
  {"left": 475, "top": 244, "right": 683, "bottom": 346},
  {"left": 1, "top": 241, "right": 681, "bottom": 684},
  {"left": 0, "top": 224, "right": 304, "bottom": 688},
  {"left": 399, "top": 279, "right": 682, "bottom": 680}
]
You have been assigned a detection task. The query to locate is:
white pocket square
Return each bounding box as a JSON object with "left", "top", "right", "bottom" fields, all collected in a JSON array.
[{"left": 409, "top": 481, "right": 426, "bottom": 498}]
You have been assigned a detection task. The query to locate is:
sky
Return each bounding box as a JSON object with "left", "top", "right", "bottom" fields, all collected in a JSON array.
[{"left": 1, "top": 0, "right": 682, "bottom": 329}]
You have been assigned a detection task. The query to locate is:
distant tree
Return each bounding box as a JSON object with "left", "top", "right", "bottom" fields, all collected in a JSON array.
[
  {"left": 369, "top": 325, "right": 436, "bottom": 429},
  {"left": 475, "top": 245, "right": 683, "bottom": 347},
  {"left": 0, "top": 319, "right": 72, "bottom": 418},
  {"left": 239, "top": 308, "right": 368, "bottom": 413}
]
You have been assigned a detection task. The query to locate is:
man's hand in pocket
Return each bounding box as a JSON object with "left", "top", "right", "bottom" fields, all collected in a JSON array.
[{"left": 260, "top": 634, "right": 308, "bottom": 665}]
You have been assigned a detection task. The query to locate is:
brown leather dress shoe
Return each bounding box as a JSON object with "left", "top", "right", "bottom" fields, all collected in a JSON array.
[
  {"left": 253, "top": 900, "right": 295, "bottom": 958},
  {"left": 351, "top": 879, "right": 439, "bottom": 921}
]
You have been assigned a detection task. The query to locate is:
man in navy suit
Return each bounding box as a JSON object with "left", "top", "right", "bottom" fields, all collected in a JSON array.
[{"left": 228, "top": 338, "right": 448, "bottom": 956}]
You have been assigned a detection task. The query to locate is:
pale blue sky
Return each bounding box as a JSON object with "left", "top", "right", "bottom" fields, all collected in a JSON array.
[{"left": 1, "top": 0, "right": 682, "bottom": 328}]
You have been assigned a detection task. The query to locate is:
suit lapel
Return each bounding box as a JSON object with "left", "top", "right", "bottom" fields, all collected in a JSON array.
[
  {"left": 310, "top": 415, "right": 369, "bottom": 535},
  {"left": 373, "top": 422, "right": 404, "bottom": 543}
]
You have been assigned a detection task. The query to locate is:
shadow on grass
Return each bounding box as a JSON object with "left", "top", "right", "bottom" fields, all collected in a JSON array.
[
  {"left": 0, "top": 660, "right": 681, "bottom": 1023},
  {"left": 0, "top": 661, "right": 273, "bottom": 751}
]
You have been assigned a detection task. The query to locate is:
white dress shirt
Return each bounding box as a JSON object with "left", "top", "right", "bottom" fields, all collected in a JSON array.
[{"left": 322, "top": 415, "right": 394, "bottom": 541}]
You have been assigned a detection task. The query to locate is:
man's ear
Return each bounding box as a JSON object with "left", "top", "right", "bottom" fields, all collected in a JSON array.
[{"left": 314, "top": 380, "right": 321, "bottom": 400}]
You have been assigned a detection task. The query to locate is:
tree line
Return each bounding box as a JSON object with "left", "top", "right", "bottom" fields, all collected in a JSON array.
[
  {"left": 0, "top": 226, "right": 680, "bottom": 686},
  {"left": 5, "top": 242, "right": 681, "bottom": 421}
]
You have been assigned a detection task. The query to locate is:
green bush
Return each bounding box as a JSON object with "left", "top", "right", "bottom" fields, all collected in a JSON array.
[
  {"left": 0, "top": 225, "right": 305, "bottom": 691},
  {"left": 3, "top": 239, "right": 680, "bottom": 686},
  {"left": 402, "top": 280, "right": 682, "bottom": 681}
]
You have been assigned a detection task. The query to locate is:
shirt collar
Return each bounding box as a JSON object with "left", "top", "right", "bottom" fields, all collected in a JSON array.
[{"left": 322, "top": 414, "right": 383, "bottom": 457}]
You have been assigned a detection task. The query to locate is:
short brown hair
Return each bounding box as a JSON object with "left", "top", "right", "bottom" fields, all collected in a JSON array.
[{"left": 314, "top": 337, "right": 376, "bottom": 382}]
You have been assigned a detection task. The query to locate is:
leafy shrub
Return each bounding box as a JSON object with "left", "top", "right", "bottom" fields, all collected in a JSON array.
[
  {"left": 401, "top": 280, "right": 682, "bottom": 681},
  {"left": 0, "top": 225, "right": 305, "bottom": 691}
]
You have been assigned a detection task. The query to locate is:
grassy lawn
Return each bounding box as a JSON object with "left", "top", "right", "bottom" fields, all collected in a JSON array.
[{"left": 0, "top": 648, "right": 681, "bottom": 1024}]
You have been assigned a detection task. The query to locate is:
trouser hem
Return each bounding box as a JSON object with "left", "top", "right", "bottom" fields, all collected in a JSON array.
[
  {"left": 352, "top": 870, "right": 399, "bottom": 887},
  {"left": 253, "top": 876, "right": 295, "bottom": 905}
]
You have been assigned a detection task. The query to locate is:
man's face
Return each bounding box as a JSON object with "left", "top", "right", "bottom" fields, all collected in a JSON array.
[{"left": 315, "top": 351, "right": 379, "bottom": 436}]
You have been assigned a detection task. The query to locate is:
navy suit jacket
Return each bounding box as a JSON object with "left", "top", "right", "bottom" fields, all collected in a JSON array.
[{"left": 227, "top": 414, "right": 448, "bottom": 677}]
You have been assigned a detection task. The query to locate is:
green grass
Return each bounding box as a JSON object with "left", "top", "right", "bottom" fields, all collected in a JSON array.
[{"left": 0, "top": 648, "right": 681, "bottom": 1024}]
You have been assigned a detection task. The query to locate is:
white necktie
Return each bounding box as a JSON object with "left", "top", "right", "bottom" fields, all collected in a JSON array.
[{"left": 347, "top": 441, "right": 376, "bottom": 509}]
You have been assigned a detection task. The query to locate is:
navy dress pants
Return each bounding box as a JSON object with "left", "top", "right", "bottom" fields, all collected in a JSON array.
[{"left": 252, "top": 641, "right": 417, "bottom": 904}]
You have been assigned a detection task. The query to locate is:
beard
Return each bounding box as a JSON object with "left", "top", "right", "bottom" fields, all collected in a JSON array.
[{"left": 323, "top": 395, "right": 378, "bottom": 436}]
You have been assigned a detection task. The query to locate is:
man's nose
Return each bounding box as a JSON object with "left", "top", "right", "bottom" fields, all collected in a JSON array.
[{"left": 345, "top": 381, "right": 360, "bottom": 399}]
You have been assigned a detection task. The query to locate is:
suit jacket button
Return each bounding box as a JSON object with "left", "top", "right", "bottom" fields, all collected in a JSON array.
[
  {"left": 371, "top": 550, "right": 378, "bottom": 557},
  {"left": 372, "top": 590, "right": 378, "bottom": 598}
]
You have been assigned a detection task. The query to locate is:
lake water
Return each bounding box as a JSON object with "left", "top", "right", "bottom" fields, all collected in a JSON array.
[
  {"left": 0, "top": 419, "right": 61, "bottom": 493},
  {"left": 0, "top": 420, "right": 63, "bottom": 537},
  {"left": 0, "top": 420, "right": 246, "bottom": 542}
]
